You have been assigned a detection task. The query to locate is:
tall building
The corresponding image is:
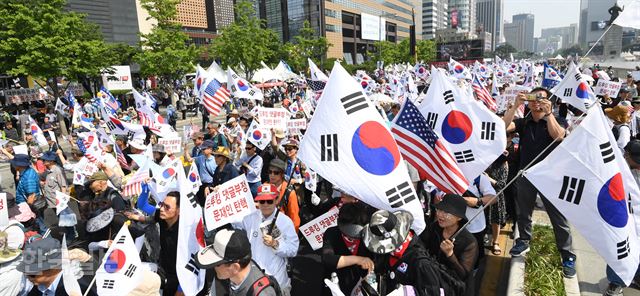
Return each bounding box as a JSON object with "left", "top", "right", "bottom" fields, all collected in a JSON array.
[
  {"left": 448, "top": 0, "right": 476, "bottom": 33},
  {"left": 475, "top": 0, "right": 503, "bottom": 50},
  {"left": 578, "top": 0, "right": 616, "bottom": 53},
  {"left": 422, "top": 0, "right": 448, "bottom": 40},
  {"left": 503, "top": 21, "right": 525, "bottom": 51},
  {"left": 507, "top": 13, "right": 534, "bottom": 52},
  {"left": 174, "top": 0, "right": 220, "bottom": 46},
  {"left": 254, "top": 0, "right": 323, "bottom": 42},
  {"left": 541, "top": 24, "right": 578, "bottom": 49},
  {"left": 66, "top": 0, "right": 141, "bottom": 45},
  {"left": 213, "top": 0, "right": 235, "bottom": 30}
]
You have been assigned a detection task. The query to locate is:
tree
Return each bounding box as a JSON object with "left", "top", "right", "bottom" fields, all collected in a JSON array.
[
  {"left": 557, "top": 44, "right": 583, "bottom": 58},
  {"left": 284, "top": 20, "right": 331, "bottom": 72},
  {"left": 135, "top": 0, "right": 199, "bottom": 97},
  {"left": 0, "top": 0, "right": 117, "bottom": 98},
  {"left": 209, "top": 0, "right": 281, "bottom": 80},
  {"left": 493, "top": 43, "right": 517, "bottom": 58},
  {"left": 416, "top": 40, "right": 436, "bottom": 63}
]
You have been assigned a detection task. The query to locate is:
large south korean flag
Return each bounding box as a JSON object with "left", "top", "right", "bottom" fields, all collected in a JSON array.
[
  {"left": 298, "top": 62, "right": 425, "bottom": 233},
  {"left": 418, "top": 67, "right": 506, "bottom": 183},
  {"left": 524, "top": 106, "right": 640, "bottom": 285}
]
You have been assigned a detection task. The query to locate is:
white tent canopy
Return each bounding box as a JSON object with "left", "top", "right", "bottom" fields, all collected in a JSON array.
[
  {"left": 273, "top": 61, "right": 298, "bottom": 81},
  {"left": 251, "top": 61, "right": 279, "bottom": 83}
]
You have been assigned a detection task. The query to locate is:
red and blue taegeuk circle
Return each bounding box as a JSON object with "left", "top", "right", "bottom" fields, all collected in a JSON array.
[
  {"left": 252, "top": 130, "right": 263, "bottom": 140},
  {"left": 351, "top": 121, "right": 400, "bottom": 176},
  {"left": 441, "top": 111, "right": 473, "bottom": 144},
  {"left": 597, "top": 172, "right": 628, "bottom": 228},
  {"left": 196, "top": 77, "right": 203, "bottom": 90},
  {"left": 104, "top": 249, "right": 126, "bottom": 273},
  {"left": 162, "top": 168, "right": 176, "bottom": 179},
  {"left": 189, "top": 172, "right": 198, "bottom": 182},
  {"left": 237, "top": 80, "right": 249, "bottom": 91},
  {"left": 454, "top": 64, "right": 465, "bottom": 74},
  {"left": 575, "top": 82, "right": 590, "bottom": 99}
]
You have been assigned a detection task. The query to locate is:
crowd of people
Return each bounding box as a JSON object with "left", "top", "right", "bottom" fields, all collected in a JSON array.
[{"left": 0, "top": 58, "right": 637, "bottom": 296}]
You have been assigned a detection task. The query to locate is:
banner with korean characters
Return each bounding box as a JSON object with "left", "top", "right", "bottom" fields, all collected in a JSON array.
[
  {"left": 203, "top": 174, "right": 257, "bottom": 231},
  {"left": 300, "top": 206, "right": 340, "bottom": 250}
]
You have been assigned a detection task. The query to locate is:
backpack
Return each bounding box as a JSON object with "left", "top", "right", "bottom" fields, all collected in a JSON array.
[
  {"left": 410, "top": 249, "right": 467, "bottom": 296},
  {"left": 247, "top": 274, "right": 282, "bottom": 296},
  {"left": 612, "top": 124, "right": 629, "bottom": 140}
]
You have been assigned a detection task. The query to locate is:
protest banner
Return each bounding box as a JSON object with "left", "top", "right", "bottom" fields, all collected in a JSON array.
[
  {"left": 499, "top": 86, "right": 532, "bottom": 113},
  {"left": 76, "top": 157, "right": 99, "bottom": 176},
  {"left": 257, "top": 107, "right": 289, "bottom": 130},
  {"left": 594, "top": 80, "right": 622, "bottom": 98},
  {"left": 13, "top": 144, "right": 27, "bottom": 155},
  {"left": 203, "top": 175, "right": 256, "bottom": 230},
  {"left": 0, "top": 193, "right": 8, "bottom": 226},
  {"left": 300, "top": 206, "right": 340, "bottom": 250},
  {"left": 182, "top": 125, "right": 191, "bottom": 144},
  {"left": 287, "top": 118, "right": 307, "bottom": 135},
  {"left": 158, "top": 137, "right": 182, "bottom": 153}
]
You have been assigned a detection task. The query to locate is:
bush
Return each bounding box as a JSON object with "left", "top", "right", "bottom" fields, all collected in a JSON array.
[{"left": 524, "top": 224, "right": 566, "bottom": 296}]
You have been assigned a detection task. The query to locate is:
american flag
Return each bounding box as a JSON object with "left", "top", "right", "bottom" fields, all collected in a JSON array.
[
  {"left": 306, "top": 79, "right": 326, "bottom": 92},
  {"left": 391, "top": 99, "right": 469, "bottom": 194},
  {"left": 472, "top": 74, "right": 498, "bottom": 112},
  {"left": 115, "top": 144, "right": 130, "bottom": 170},
  {"left": 202, "top": 79, "right": 230, "bottom": 116},
  {"left": 122, "top": 168, "right": 149, "bottom": 197}
]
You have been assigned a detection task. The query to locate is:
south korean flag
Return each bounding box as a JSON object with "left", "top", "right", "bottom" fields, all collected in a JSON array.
[
  {"left": 524, "top": 106, "right": 640, "bottom": 286},
  {"left": 418, "top": 67, "right": 506, "bottom": 183},
  {"left": 552, "top": 62, "right": 597, "bottom": 112},
  {"left": 298, "top": 62, "right": 425, "bottom": 233},
  {"left": 96, "top": 225, "right": 145, "bottom": 296},
  {"left": 246, "top": 119, "right": 272, "bottom": 150},
  {"left": 227, "top": 67, "right": 264, "bottom": 101}
]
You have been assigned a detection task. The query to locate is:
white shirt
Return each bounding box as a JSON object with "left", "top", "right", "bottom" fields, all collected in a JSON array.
[
  {"left": 236, "top": 210, "right": 299, "bottom": 289},
  {"left": 465, "top": 174, "right": 496, "bottom": 234},
  {"left": 233, "top": 152, "right": 263, "bottom": 183},
  {"left": 616, "top": 124, "right": 631, "bottom": 152}
]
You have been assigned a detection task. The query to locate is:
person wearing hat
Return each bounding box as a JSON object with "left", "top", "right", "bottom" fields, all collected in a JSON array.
[
  {"left": 13, "top": 154, "right": 41, "bottom": 207},
  {"left": 184, "top": 139, "right": 217, "bottom": 205},
  {"left": 39, "top": 151, "right": 68, "bottom": 226},
  {"left": 235, "top": 184, "right": 299, "bottom": 294},
  {"left": 225, "top": 117, "right": 241, "bottom": 146},
  {"left": 267, "top": 159, "right": 300, "bottom": 232},
  {"left": 18, "top": 237, "right": 97, "bottom": 296},
  {"left": 203, "top": 123, "right": 228, "bottom": 150},
  {"left": 87, "top": 171, "right": 128, "bottom": 211},
  {"left": 152, "top": 143, "right": 166, "bottom": 164},
  {"left": 196, "top": 229, "right": 281, "bottom": 296},
  {"left": 260, "top": 128, "right": 287, "bottom": 183},
  {"left": 277, "top": 139, "right": 310, "bottom": 222},
  {"left": 321, "top": 202, "right": 374, "bottom": 294},
  {"left": 212, "top": 146, "right": 239, "bottom": 187},
  {"left": 363, "top": 209, "right": 463, "bottom": 295},
  {"left": 606, "top": 104, "right": 632, "bottom": 151},
  {"left": 0, "top": 223, "right": 29, "bottom": 296},
  {"left": 421, "top": 194, "right": 479, "bottom": 287},
  {"left": 233, "top": 141, "right": 263, "bottom": 197},
  {"left": 191, "top": 131, "right": 206, "bottom": 157}
]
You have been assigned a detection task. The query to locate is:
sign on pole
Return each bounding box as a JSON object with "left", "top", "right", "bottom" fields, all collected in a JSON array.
[
  {"left": 300, "top": 206, "right": 340, "bottom": 250},
  {"left": 594, "top": 80, "right": 622, "bottom": 98},
  {"left": 256, "top": 107, "right": 289, "bottom": 130},
  {"left": 203, "top": 175, "right": 256, "bottom": 230}
]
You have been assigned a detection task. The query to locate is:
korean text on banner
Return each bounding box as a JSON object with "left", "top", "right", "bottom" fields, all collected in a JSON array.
[
  {"left": 203, "top": 174, "right": 256, "bottom": 230},
  {"left": 257, "top": 107, "right": 289, "bottom": 130},
  {"left": 300, "top": 206, "right": 340, "bottom": 250},
  {"left": 287, "top": 119, "right": 307, "bottom": 134},
  {"left": 594, "top": 80, "right": 622, "bottom": 98},
  {"left": 158, "top": 137, "right": 182, "bottom": 153},
  {"left": 0, "top": 193, "right": 8, "bottom": 226}
]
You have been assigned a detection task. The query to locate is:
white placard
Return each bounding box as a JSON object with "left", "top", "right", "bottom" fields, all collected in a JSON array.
[
  {"left": 361, "top": 13, "right": 385, "bottom": 41},
  {"left": 287, "top": 118, "right": 307, "bottom": 135},
  {"left": 157, "top": 137, "right": 182, "bottom": 153},
  {"left": 48, "top": 131, "right": 56, "bottom": 143},
  {"left": 183, "top": 125, "right": 192, "bottom": 144},
  {"left": 300, "top": 206, "right": 340, "bottom": 250},
  {"left": 594, "top": 80, "right": 622, "bottom": 98},
  {"left": 13, "top": 144, "right": 27, "bottom": 155},
  {"left": 0, "top": 193, "right": 8, "bottom": 226},
  {"left": 257, "top": 107, "right": 289, "bottom": 130},
  {"left": 102, "top": 65, "right": 133, "bottom": 91},
  {"left": 203, "top": 174, "right": 256, "bottom": 231},
  {"left": 500, "top": 86, "right": 532, "bottom": 112}
]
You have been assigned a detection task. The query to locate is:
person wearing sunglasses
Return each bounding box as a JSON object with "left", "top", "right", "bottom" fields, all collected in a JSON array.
[
  {"left": 268, "top": 159, "right": 300, "bottom": 233},
  {"left": 233, "top": 142, "right": 263, "bottom": 197},
  {"left": 235, "top": 184, "right": 299, "bottom": 295},
  {"left": 320, "top": 202, "right": 374, "bottom": 294}
]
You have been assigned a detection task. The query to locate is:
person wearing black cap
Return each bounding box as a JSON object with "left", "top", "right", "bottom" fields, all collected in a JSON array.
[
  {"left": 196, "top": 229, "right": 281, "bottom": 296},
  {"left": 321, "top": 202, "right": 374, "bottom": 294},
  {"left": 420, "top": 194, "right": 478, "bottom": 290},
  {"left": 13, "top": 154, "right": 40, "bottom": 206}
]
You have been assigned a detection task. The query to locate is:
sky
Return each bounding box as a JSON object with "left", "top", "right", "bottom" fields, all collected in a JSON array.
[{"left": 503, "top": 0, "right": 581, "bottom": 37}]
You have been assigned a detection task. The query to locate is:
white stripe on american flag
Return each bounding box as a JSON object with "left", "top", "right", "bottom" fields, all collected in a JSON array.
[
  {"left": 392, "top": 126, "right": 469, "bottom": 194},
  {"left": 204, "top": 87, "right": 229, "bottom": 116}
]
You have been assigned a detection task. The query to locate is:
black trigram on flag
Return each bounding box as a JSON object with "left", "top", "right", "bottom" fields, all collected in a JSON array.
[
  {"left": 443, "top": 90, "right": 454, "bottom": 104},
  {"left": 481, "top": 122, "right": 496, "bottom": 140},
  {"left": 574, "top": 73, "right": 582, "bottom": 81},
  {"left": 558, "top": 176, "right": 585, "bottom": 205},
  {"left": 321, "top": 134, "right": 338, "bottom": 161},
  {"left": 617, "top": 237, "right": 630, "bottom": 260},
  {"left": 629, "top": 194, "right": 634, "bottom": 214},
  {"left": 386, "top": 182, "right": 416, "bottom": 208},
  {"left": 340, "top": 91, "right": 369, "bottom": 115},
  {"left": 116, "top": 236, "right": 126, "bottom": 244},
  {"left": 102, "top": 279, "right": 115, "bottom": 289},
  {"left": 186, "top": 192, "right": 198, "bottom": 208},
  {"left": 454, "top": 150, "right": 475, "bottom": 163},
  {"left": 249, "top": 89, "right": 255, "bottom": 96},
  {"left": 426, "top": 113, "right": 438, "bottom": 130},
  {"left": 232, "top": 74, "right": 239, "bottom": 79},
  {"left": 185, "top": 253, "right": 200, "bottom": 276},
  {"left": 563, "top": 88, "right": 573, "bottom": 97},
  {"left": 600, "top": 141, "right": 615, "bottom": 163},
  {"left": 106, "top": 121, "right": 116, "bottom": 131},
  {"left": 124, "top": 264, "right": 137, "bottom": 278}
]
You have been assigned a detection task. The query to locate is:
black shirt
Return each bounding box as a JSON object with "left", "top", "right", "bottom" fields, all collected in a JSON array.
[
  {"left": 419, "top": 222, "right": 478, "bottom": 281},
  {"left": 321, "top": 227, "right": 373, "bottom": 294},
  {"left": 514, "top": 115, "right": 567, "bottom": 169},
  {"left": 156, "top": 211, "right": 179, "bottom": 277},
  {"left": 213, "top": 162, "right": 240, "bottom": 186}
]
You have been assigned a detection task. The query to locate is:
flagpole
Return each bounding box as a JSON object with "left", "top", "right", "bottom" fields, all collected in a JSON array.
[{"left": 582, "top": 24, "right": 615, "bottom": 59}]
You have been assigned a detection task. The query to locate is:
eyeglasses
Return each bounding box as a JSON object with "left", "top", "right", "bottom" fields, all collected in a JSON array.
[
  {"left": 258, "top": 200, "right": 274, "bottom": 204},
  {"left": 268, "top": 170, "right": 282, "bottom": 175},
  {"left": 284, "top": 147, "right": 297, "bottom": 151},
  {"left": 245, "top": 146, "right": 254, "bottom": 150},
  {"left": 159, "top": 202, "right": 172, "bottom": 210}
]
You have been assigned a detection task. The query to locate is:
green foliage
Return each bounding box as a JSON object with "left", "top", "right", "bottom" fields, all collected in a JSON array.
[
  {"left": 369, "top": 39, "right": 434, "bottom": 65},
  {"left": 0, "top": 0, "right": 117, "bottom": 97},
  {"left": 494, "top": 43, "right": 517, "bottom": 58},
  {"left": 135, "top": 0, "right": 199, "bottom": 87},
  {"left": 284, "top": 20, "right": 330, "bottom": 72},
  {"left": 209, "top": 0, "right": 281, "bottom": 80},
  {"left": 524, "top": 225, "right": 566, "bottom": 296},
  {"left": 556, "top": 45, "right": 583, "bottom": 58},
  {"left": 416, "top": 40, "right": 436, "bottom": 63}
]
